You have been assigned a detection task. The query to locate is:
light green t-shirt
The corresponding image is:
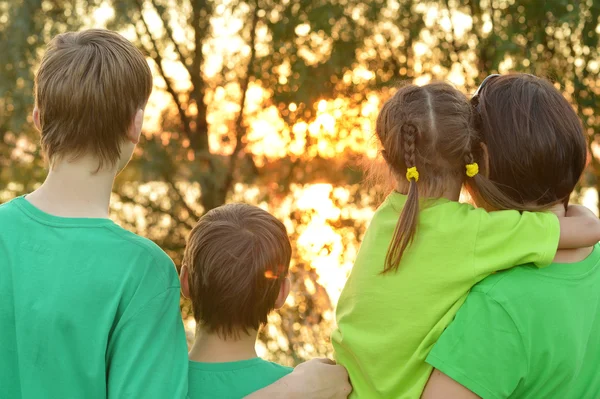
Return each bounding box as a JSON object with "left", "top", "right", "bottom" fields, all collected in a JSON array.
[
  {"left": 0, "top": 197, "right": 188, "bottom": 398},
  {"left": 427, "top": 244, "right": 600, "bottom": 399},
  {"left": 332, "top": 192, "right": 560, "bottom": 399},
  {"left": 188, "top": 357, "right": 293, "bottom": 399}
]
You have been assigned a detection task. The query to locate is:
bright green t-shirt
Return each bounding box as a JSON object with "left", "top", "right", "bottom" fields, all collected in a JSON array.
[
  {"left": 332, "top": 192, "right": 560, "bottom": 399},
  {"left": 427, "top": 244, "right": 600, "bottom": 399},
  {"left": 0, "top": 197, "right": 188, "bottom": 398},
  {"left": 188, "top": 357, "right": 293, "bottom": 398}
]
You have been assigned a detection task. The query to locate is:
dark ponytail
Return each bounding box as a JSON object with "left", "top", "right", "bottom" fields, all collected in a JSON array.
[
  {"left": 383, "top": 122, "right": 419, "bottom": 274},
  {"left": 464, "top": 151, "right": 547, "bottom": 212}
]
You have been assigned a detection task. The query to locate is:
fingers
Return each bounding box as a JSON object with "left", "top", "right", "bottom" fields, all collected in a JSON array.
[
  {"left": 323, "top": 362, "right": 352, "bottom": 399},
  {"left": 295, "top": 358, "right": 353, "bottom": 399},
  {"left": 312, "top": 357, "right": 336, "bottom": 366},
  {"left": 341, "top": 380, "right": 353, "bottom": 397}
]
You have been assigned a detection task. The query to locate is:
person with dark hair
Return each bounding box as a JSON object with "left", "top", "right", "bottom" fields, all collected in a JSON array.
[
  {"left": 332, "top": 81, "right": 600, "bottom": 398},
  {"left": 423, "top": 74, "right": 600, "bottom": 398}
]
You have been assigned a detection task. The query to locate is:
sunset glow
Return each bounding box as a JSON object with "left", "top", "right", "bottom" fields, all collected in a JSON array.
[{"left": 3, "top": 0, "right": 599, "bottom": 367}]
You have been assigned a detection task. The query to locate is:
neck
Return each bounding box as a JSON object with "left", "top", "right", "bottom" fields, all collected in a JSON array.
[
  {"left": 395, "top": 180, "right": 462, "bottom": 202},
  {"left": 26, "top": 156, "right": 117, "bottom": 218},
  {"left": 546, "top": 203, "right": 567, "bottom": 218},
  {"left": 189, "top": 326, "right": 258, "bottom": 363}
]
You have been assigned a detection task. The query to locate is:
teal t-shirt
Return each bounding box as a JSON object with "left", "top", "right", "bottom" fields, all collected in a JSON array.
[
  {"left": 427, "top": 244, "right": 600, "bottom": 398},
  {"left": 0, "top": 197, "right": 188, "bottom": 398},
  {"left": 188, "top": 357, "right": 293, "bottom": 399}
]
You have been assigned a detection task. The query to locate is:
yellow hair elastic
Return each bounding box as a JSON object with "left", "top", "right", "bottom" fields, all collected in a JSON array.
[
  {"left": 466, "top": 163, "right": 479, "bottom": 178},
  {"left": 406, "top": 166, "right": 419, "bottom": 182}
]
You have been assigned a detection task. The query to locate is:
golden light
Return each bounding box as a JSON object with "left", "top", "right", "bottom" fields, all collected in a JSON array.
[{"left": 9, "top": 0, "right": 598, "bottom": 364}]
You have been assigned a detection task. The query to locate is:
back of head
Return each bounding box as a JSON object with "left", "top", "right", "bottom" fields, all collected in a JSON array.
[
  {"left": 183, "top": 203, "right": 292, "bottom": 339},
  {"left": 35, "top": 29, "right": 153, "bottom": 169},
  {"left": 375, "top": 82, "right": 477, "bottom": 272},
  {"left": 471, "top": 74, "right": 587, "bottom": 210},
  {"left": 376, "top": 82, "right": 475, "bottom": 191}
]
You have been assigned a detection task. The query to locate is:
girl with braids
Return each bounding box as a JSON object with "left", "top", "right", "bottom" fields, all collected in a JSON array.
[{"left": 331, "top": 82, "right": 600, "bottom": 398}]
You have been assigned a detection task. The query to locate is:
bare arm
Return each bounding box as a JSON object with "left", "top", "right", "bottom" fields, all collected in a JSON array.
[
  {"left": 558, "top": 205, "right": 600, "bottom": 249},
  {"left": 421, "top": 369, "right": 480, "bottom": 399},
  {"left": 245, "top": 358, "right": 352, "bottom": 399}
]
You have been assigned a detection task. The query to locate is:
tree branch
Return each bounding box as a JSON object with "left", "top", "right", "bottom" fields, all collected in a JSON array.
[
  {"left": 148, "top": 0, "right": 191, "bottom": 75},
  {"left": 116, "top": 191, "right": 196, "bottom": 230},
  {"left": 190, "top": 0, "right": 211, "bottom": 151},
  {"left": 443, "top": 0, "right": 466, "bottom": 77},
  {"left": 164, "top": 175, "right": 203, "bottom": 222},
  {"left": 220, "top": 2, "right": 260, "bottom": 199},
  {"left": 133, "top": 0, "right": 192, "bottom": 138}
]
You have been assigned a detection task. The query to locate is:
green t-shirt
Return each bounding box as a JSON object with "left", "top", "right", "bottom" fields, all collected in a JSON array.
[
  {"left": 332, "top": 192, "right": 560, "bottom": 399},
  {"left": 188, "top": 357, "right": 293, "bottom": 399},
  {"left": 427, "top": 244, "right": 600, "bottom": 399},
  {"left": 0, "top": 197, "right": 188, "bottom": 398}
]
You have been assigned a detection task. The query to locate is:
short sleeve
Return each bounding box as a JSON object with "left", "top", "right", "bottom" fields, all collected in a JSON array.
[
  {"left": 426, "top": 291, "right": 527, "bottom": 399},
  {"left": 107, "top": 287, "right": 189, "bottom": 399},
  {"left": 473, "top": 210, "right": 559, "bottom": 279}
]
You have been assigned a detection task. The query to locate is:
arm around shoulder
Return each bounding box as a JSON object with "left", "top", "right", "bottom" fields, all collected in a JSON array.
[
  {"left": 558, "top": 205, "right": 600, "bottom": 249},
  {"left": 473, "top": 209, "right": 559, "bottom": 275},
  {"left": 245, "top": 358, "right": 352, "bottom": 399}
]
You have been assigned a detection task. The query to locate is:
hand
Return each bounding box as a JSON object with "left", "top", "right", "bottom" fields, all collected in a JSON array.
[
  {"left": 286, "top": 358, "right": 352, "bottom": 399},
  {"left": 244, "top": 358, "right": 352, "bottom": 399},
  {"left": 557, "top": 204, "right": 600, "bottom": 249}
]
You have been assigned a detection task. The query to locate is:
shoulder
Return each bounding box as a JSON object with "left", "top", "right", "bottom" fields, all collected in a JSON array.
[
  {"left": 103, "top": 224, "right": 177, "bottom": 286},
  {"left": 262, "top": 360, "right": 294, "bottom": 377},
  {"left": 0, "top": 197, "right": 22, "bottom": 217},
  {"left": 471, "top": 266, "right": 536, "bottom": 296},
  {"left": 107, "top": 224, "right": 173, "bottom": 265},
  {"left": 474, "top": 264, "right": 540, "bottom": 288}
]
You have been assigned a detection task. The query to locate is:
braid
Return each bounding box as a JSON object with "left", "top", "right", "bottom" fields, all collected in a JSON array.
[
  {"left": 401, "top": 122, "right": 418, "bottom": 169},
  {"left": 464, "top": 151, "right": 475, "bottom": 166},
  {"left": 383, "top": 121, "right": 420, "bottom": 274}
]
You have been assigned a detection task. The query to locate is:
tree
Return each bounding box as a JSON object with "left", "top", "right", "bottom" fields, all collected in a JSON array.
[{"left": 0, "top": 0, "right": 385, "bottom": 363}]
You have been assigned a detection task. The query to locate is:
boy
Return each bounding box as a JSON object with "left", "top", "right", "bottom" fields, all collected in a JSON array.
[
  {"left": 180, "top": 203, "right": 295, "bottom": 398},
  {"left": 0, "top": 28, "right": 351, "bottom": 399},
  {"left": 0, "top": 29, "right": 189, "bottom": 398}
]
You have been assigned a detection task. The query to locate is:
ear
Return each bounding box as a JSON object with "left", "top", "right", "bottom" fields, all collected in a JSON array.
[
  {"left": 180, "top": 265, "right": 190, "bottom": 299},
  {"left": 480, "top": 142, "right": 490, "bottom": 178},
  {"left": 126, "top": 108, "right": 144, "bottom": 144},
  {"left": 33, "top": 106, "right": 41, "bottom": 132},
  {"left": 274, "top": 277, "right": 291, "bottom": 309}
]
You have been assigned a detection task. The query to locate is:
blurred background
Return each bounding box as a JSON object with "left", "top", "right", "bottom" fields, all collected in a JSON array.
[{"left": 1, "top": 0, "right": 599, "bottom": 366}]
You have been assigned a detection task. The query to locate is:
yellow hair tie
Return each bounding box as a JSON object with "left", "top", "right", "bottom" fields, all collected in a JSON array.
[
  {"left": 406, "top": 166, "right": 419, "bottom": 182},
  {"left": 466, "top": 163, "right": 479, "bottom": 177}
]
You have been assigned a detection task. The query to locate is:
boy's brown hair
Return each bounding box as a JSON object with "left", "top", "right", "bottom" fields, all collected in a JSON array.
[
  {"left": 35, "top": 29, "right": 152, "bottom": 169},
  {"left": 183, "top": 203, "right": 292, "bottom": 339}
]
